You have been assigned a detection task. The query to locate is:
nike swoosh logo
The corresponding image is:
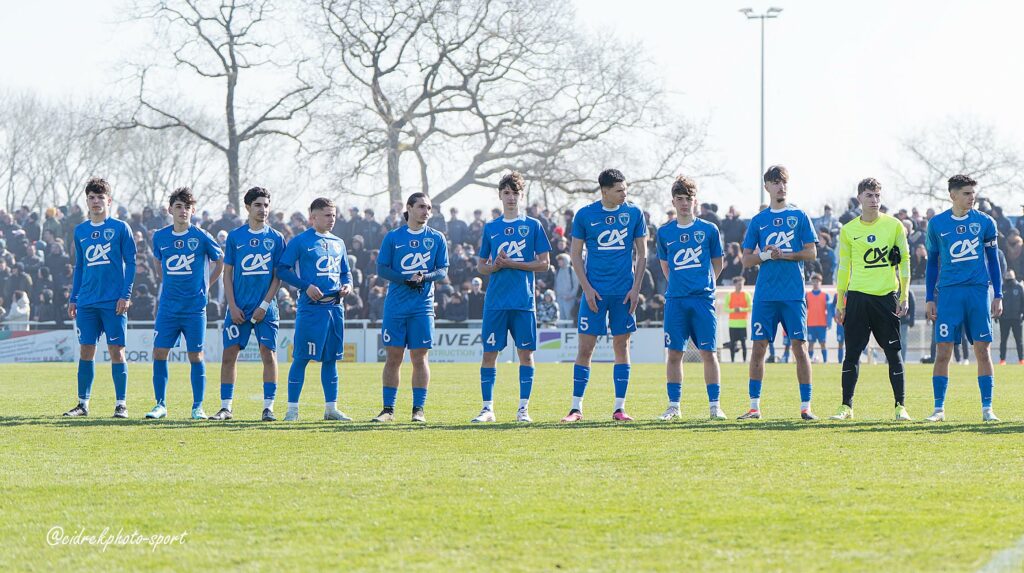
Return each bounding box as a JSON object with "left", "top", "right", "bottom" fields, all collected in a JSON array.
[
  {"left": 306, "top": 247, "right": 318, "bottom": 251},
  {"left": 941, "top": 232, "right": 951, "bottom": 236},
  {"left": 760, "top": 225, "right": 769, "bottom": 230},
  {"left": 889, "top": 339, "right": 898, "bottom": 344},
  {"left": 853, "top": 237, "right": 862, "bottom": 240},
  {"left": 422, "top": 339, "right": 432, "bottom": 343},
  {"left": 590, "top": 222, "right": 601, "bottom": 226},
  {"left": 395, "top": 245, "right": 406, "bottom": 249},
  {"left": 666, "top": 241, "right": 676, "bottom": 246}
]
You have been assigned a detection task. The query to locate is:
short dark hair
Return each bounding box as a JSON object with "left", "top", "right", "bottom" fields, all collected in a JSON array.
[
  {"left": 598, "top": 169, "right": 626, "bottom": 189},
  {"left": 168, "top": 187, "right": 197, "bottom": 207},
  {"left": 309, "top": 197, "right": 335, "bottom": 212},
  {"left": 243, "top": 186, "right": 271, "bottom": 206},
  {"left": 810, "top": 272, "right": 822, "bottom": 281},
  {"left": 857, "top": 178, "right": 881, "bottom": 194},
  {"left": 403, "top": 192, "right": 429, "bottom": 222},
  {"left": 84, "top": 177, "right": 112, "bottom": 197},
  {"left": 948, "top": 174, "right": 978, "bottom": 192},
  {"left": 671, "top": 175, "right": 697, "bottom": 197},
  {"left": 498, "top": 171, "right": 525, "bottom": 194},
  {"left": 763, "top": 165, "right": 789, "bottom": 184}
]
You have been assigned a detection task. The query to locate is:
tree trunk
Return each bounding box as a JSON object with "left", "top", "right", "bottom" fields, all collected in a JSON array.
[
  {"left": 387, "top": 126, "right": 402, "bottom": 203},
  {"left": 227, "top": 144, "right": 240, "bottom": 211}
]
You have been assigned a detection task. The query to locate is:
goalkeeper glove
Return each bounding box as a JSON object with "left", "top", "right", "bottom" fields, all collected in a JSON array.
[{"left": 887, "top": 245, "right": 901, "bottom": 266}]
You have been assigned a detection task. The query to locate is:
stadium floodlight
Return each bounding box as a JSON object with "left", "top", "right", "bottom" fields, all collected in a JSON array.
[{"left": 738, "top": 6, "right": 784, "bottom": 207}]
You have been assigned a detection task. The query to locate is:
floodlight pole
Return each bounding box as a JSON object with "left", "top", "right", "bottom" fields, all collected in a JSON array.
[{"left": 740, "top": 7, "right": 783, "bottom": 207}]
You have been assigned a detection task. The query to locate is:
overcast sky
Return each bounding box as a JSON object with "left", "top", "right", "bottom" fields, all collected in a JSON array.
[{"left": 3, "top": 0, "right": 1022, "bottom": 218}]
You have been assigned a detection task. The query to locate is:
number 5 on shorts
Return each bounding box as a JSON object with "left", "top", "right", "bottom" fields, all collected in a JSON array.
[{"left": 580, "top": 316, "right": 589, "bottom": 331}]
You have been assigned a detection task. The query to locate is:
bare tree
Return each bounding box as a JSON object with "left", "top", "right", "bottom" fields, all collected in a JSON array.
[
  {"left": 120, "top": 0, "right": 327, "bottom": 209},
  {"left": 313, "top": 0, "right": 709, "bottom": 208},
  {"left": 891, "top": 118, "right": 1024, "bottom": 203}
]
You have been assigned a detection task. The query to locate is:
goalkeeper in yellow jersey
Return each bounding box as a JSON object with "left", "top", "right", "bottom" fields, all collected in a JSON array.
[{"left": 831, "top": 178, "right": 911, "bottom": 421}]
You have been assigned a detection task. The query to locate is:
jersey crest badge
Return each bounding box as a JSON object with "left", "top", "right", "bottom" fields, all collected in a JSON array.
[
  {"left": 618, "top": 212, "right": 630, "bottom": 226},
  {"left": 969, "top": 222, "right": 981, "bottom": 235},
  {"left": 518, "top": 225, "right": 529, "bottom": 237},
  {"left": 104, "top": 228, "right": 115, "bottom": 241},
  {"left": 423, "top": 237, "right": 435, "bottom": 250},
  {"left": 264, "top": 238, "right": 275, "bottom": 251},
  {"left": 694, "top": 230, "right": 706, "bottom": 243},
  {"left": 174, "top": 239, "right": 184, "bottom": 249},
  {"left": 956, "top": 225, "right": 966, "bottom": 234},
  {"left": 787, "top": 216, "right": 798, "bottom": 229},
  {"left": 187, "top": 237, "right": 200, "bottom": 251}
]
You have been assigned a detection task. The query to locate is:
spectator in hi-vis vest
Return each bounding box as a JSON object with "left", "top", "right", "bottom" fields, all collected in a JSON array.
[{"left": 727, "top": 276, "right": 751, "bottom": 362}]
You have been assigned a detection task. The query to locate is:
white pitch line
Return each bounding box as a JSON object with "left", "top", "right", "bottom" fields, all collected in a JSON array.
[{"left": 978, "top": 535, "right": 1024, "bottom": 573}]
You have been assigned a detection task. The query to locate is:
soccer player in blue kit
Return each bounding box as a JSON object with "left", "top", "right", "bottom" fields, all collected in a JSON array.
[
  {"left": 923, "top": 175, "right": 1003, "bottom": 422},
  {"left": 372, "top": 193, "right": 449, "bottom": 423},
  {"left": 739, "top": 165, "right": 819, "bottom": 420},
  {"left": 561, "top": 169, "right": 648, "bottom": 423},
  {"left": 655, "top": 176, "right": 726, "bottom": 421},
  {"left": 63, "top": 178, "right": 136, "bottom": 418},
  {"left": 471, "top": 171, "right": 551, "bottom": 423},
  {"left": 276, "top": 197, "right": 354, "bottom": 422},
  {"left": 145, "top": 188, "right": 224, "bottom": 420},
  {"left": 210, "top": 187, "right": 285, "bottom": 422}
]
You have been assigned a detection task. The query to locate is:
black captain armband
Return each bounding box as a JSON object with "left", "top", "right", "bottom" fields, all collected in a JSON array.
[{"left": 888, "top": 245, "right": 901, "bottom": 267}]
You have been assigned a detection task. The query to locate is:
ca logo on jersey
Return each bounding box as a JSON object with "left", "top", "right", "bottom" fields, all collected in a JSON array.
[
  {"left": 498, "top": 240, "right": 527, "bottom": 261},
  {"left": 84, "top": 243, "right": 112, "bottom": 267},
  {"left": 765, "top": 230, "right": 795, "bottom": 251},
  {"left": 400, "top": 252, "right": 431, "bottom": 274},
  {"left": 597, "top": 229, "right": 628, "bottom": 251},
  {"left": 863, "top": 245, "right": 890, "bottom": 269},
  {"left": 316, "top": 255, "right": 341, "bottom": 277},
  {"left": 950, "top": 238, "right": 980, "bottom": 263},
  {"left": 240, "top": 253, "right": 272, "bottom": 276},
  {"left": 165, "top": 254, "right": 196, "bottom": 275},
  {"left": 673, "top": 246, "right": 703, "bottom": 270}
]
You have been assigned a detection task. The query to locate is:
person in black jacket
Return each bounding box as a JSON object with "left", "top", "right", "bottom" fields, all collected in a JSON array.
[
  {"left": 998, "top": 270, "right": 1024, "bottom": 364},
  {"left": 899, "top": 289, "right": 916, "bottom": 362}
]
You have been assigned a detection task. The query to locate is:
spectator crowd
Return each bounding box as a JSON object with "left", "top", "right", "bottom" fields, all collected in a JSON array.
[{"left": 2, "top": 193, "right": 1024, "bottom": 343}]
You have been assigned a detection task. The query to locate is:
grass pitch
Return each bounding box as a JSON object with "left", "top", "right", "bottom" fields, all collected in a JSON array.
[{"left": 1, "top": 361, "right": 1023, "bottom": 572}]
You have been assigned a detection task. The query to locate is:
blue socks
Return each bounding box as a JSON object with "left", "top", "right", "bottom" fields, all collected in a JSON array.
[
  {"left": 321, "top": 360, "right": 339, "bottom": 403},
  {"left": 748, "top": 379, "right": 762, "bottom": 399},
  {"left": 978, "top": 375, "right": 994, "bottom": 408},
  {"left": 932, "top": 375, "right": 949, "bottom": 409},
  {"left": 383, "top": 386, "right": 398, "bottom": 408},
  {"left": 263, "top": 382, "right": 276, "bottom": 402},
  {"left": 412, "top": 387, "right": 427, "bottom": 408},
  {"left": 153, "top": 359, "right": 168, "bottom": 406},
  {"left": 190, "top": 361, "right": 206, "bottom": 409},
  {"left": 707, "top": 383, "right": 721, "bottom": 404},
  {"left": 799, "top": 383, "right": 812, "bottom": 404},
  {"left": 288, "top": 358, "right": 309, "bottom": 404},
  {"left": 667, "top": 382, "right": 682, "bottom": 404},
  {"left": 822, "top": 349, "right": 829, "bottom": 363},
  {"left": 221, "top": 382, "right": 234, "bottom": 401},
  {"left": 572, "top": 364, "right": 590, "bottom": 398},
  {"left": 111, "top": 362, "right": 127, "bottom": 402},
  {"left": 613, "top": 364, "right": 630, "bottom": 399},
  {"left": 480, "top": 367, "right": 496, "bottom": 405},
  {"left": 77, "top": 359, "right": 95, "bottom": 401},
  {"left": 519, "top": 366, "right": 534, "bottom": 401}
]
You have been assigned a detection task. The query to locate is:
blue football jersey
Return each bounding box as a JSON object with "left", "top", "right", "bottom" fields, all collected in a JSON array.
[
  {"left": 570, "top": 201, "right": 647, "bottom": 295},
  {"left": 926, "top": 209, "right": 998, "bottom": 289},
  {"left": 152, "top": 225, "right": 223, "bottom": 313},
  {"left": 742, "top": 207, "right": 817, "bottom": 301},
  {"left": 378, "top": 225, "right": 449, "bottom": 317},
  {"left": 277, "top": 228, "right": 351, "bottom": 307},
  {"left": 224, "top": 224, "right": 286, "bottom": 315},
  {"left": 71, "top": 218, "right": 137, "bottom": 308},
  {"left": 657, "top": 218, "right": 723, "bottom": 298},
  {"left": 478, "top": 215, "right": 552, "bottom": 311}
]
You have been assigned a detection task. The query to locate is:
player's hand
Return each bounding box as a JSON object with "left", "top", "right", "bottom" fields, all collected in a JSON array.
[
  {"left": 339, "top": 284, "right": 352, "bottom": 297},
  {"left": 68, "top": 302, "right": 77, "bottom": 320},
  {"left": 410, "top": 272, "right": 424, "bottom": 284},
  {"left": 115, "top": 299, "right": 131, "bottom": 316},
  {"left": 494, "top": 251, "right": 509, "bottom": 269},
  {"left": 925, "top": 301, "right": 937, "bottom": 321},
  {"left": 306, "top": 285, "right": 324, "bottom": 301},
  {"left": 767, "top": 245, "right": 782, "bottom": 260},
  {"left": 229, "top": 304, "right": 245, "bottom": 324},
  {"left": 992, "top": 297, "right": 1003, "bottom": 319},
  {"left": 583, "top": 287, "right": 601, "bottom": 313},
  {"left": 623, "top": 288, "right": 640, "bottom": 314},
  {"left": 895, "top": 300, "right": 909, "bottom": 318},
  {"left": 251, "top": 307, "right": 266, "bottom": 324},
  {"left": 835, "top": 309, "right": 845, "bottom": 326}
]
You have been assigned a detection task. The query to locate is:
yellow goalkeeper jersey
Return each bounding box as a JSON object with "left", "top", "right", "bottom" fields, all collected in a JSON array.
[{"left": 836, "top": 213, "right": 910, "bottom": 310}]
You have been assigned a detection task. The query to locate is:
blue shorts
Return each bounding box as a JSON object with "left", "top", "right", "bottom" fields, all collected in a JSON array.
[
  {"left": 664, "top": 297, "right": 717, "bottom": 352},
  {"left": 76, "top": 306, "right": 127, "bottom": 346},
  {"left": 577, "top": 294, "right": 636, "bottom": 337},
  {"left": 223, "top": 310, "right": 279, "bottom": 351},
  {"left": 382, "top": 314, "right": 434, "bottom": 349},
  {"left": 482, "top": 309, "right": 537, "bottom": 352},
  {"left": 807, "top": 326, "right": 827, "bottom": 343},
  {"left": 293, "top": 304, "right": 344, "bottom": 361},
  {"left": 154, "top": 309, "right": 207, "bottom": 352},
  {"left": 836, "top": 323, "right": 845, "bottom": 342},
  {"left": 935, "top": 284, "right": 992, "bottom": 344},
  {"left": 751, "top": 299, "right": 807, "bottom": 342}
]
